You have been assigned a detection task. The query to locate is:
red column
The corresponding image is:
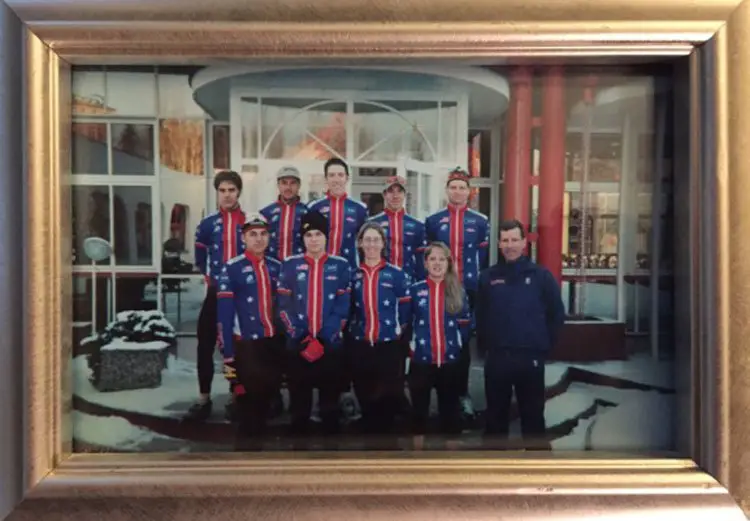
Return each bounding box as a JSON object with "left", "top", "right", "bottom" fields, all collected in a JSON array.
[
  {"left": 503, "top": 67, "right": 533, "bottom": 227},
  {"left": 537, "top": 66, "right": 566, "bottom": 285}
]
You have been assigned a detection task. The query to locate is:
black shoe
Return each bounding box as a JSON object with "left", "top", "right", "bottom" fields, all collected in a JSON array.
[{"left": 183, "top": 400, "right": 212, "bottom": 422}]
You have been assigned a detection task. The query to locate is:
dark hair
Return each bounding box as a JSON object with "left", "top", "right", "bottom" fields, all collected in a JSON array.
[
  {"left": 324, "top": 157, "right": 349, "bottom": 177},
  {"left": 499, "top": 219, "right": 526, "bottom": 238},
  {"left": 213, "top": 170, "right": 243, "bottom": 192}
]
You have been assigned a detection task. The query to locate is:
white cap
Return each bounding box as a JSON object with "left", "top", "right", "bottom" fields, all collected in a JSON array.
[{"left": 276, "top": 165, "right": 301, "bottom": 181}]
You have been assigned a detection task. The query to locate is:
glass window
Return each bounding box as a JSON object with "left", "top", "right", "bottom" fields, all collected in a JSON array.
[
  {"left": 440, "top": 101, "right": 458, "bottom": 163},
  {"left": 262, "top": 98, "right": 346, "bottom": 160},
  {"left": 72, "top": 185, "right": 111, "bottom": 265},
  {"left": 112, "top": 186, "right": 153, "bottom": 266},
  {"left": 353, "top": 101, "right": 437, "bottom": 162},
  {"left": 111, "top": 123, "right": 155, "bottom": 175},
  {"left": 240, "top": 97, "right": 259, "bottom": 160},
  {"left": 158, "top": 119, "right": 206, "bottom": 273},
  {"left": 212, "top": 124, "right": 230, "bottom": 171},
  {"left": 72, "top": 123, "right": 108, "bottom": 175}
]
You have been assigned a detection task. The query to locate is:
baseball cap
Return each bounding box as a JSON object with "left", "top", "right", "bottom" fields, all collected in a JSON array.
[
  {"left": 276, "top": 165, "right": 301, "bottom": 181},
  {"left": 242, "top": 213, "right": 269, "bottom": 231},
  {"left": 383, "top": 175, "right": 407, "bottom": 192}
]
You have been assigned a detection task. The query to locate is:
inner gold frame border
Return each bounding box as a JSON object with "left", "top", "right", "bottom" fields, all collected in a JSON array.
[{"left": 4, "top": 0, "right": 750, "bottom": 519}]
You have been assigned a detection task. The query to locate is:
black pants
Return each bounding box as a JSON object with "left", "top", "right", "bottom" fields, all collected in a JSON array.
[
  {"left": 457, "top": 288, "right": 477, "bottom": 398},
  {"left": 483, "top": 349, "right": 548, "bottom": 449},
  {"left": 407, "top": 361, "right": 463, "bottom": 435},
  {"left": 349, "top": 339, "right": 407, "bottom": 434},
  {"left": 287, "top": 347, "right": 348, "bottom": 435},
  {"left": 234, "top": 336, "right": 285, "bottom": 437},
  {"left": 196, "top": 286, "right": 218, "bottom": 395}
]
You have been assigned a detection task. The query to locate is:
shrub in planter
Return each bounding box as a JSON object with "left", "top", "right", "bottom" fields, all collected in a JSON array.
[{"left": 85, "top": 310, "right": 177, "bottom": 392}]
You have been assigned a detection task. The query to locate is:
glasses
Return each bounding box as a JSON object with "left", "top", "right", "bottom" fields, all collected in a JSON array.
[{"left": 361, "top": 237, "right": 383, "bottom": 244}]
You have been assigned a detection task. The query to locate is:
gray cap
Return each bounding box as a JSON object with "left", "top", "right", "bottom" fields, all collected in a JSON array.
[{"left": 276, "top": 165, "right": 301, "bottom": 181}]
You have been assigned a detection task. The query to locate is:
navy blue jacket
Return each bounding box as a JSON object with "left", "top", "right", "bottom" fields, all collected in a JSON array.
[
  {"left": 425, "top": 205, "right": 489, "bottom": 292},
  {"left": 476, "top": 256, "right": 565, "bottom": 356},
  {"left": 349, "top": 261, "right": 411, "bottom": 344},
  {"left": 368, "top": 209, "right": 427, "bottom": 282},
  {"left": 216, "top": 253, "right": 282, "bottom": 359},
  {"left": 408, "top": 279, "right": 472, "bottom": 366},
  {"left": 194, "top": 208, "right": 246, "bottom": 284},
  {"left": 259, "top": 198, "right": 309, "bottom": 261},
  {"left": 308, "top": 194, "right": 368, "bottom": 269},
  {"left": 276, "top": 253, "right": 352, "bottom": 350}
]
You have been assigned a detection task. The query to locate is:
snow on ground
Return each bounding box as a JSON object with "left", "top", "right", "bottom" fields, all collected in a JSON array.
[
  {"left": 74, "top": 354, "right": 230, "bottom": 419},
  {"left": 587, "top": 391, "right": 674, "bottom": 451},
  {"left": 72, "top": 410, "right": 181, "bottom": 451}
]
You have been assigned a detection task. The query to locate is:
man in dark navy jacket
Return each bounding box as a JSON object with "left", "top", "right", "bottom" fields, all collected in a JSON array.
[{"left": 476, "top": 219, "right": 565, "bottom": 449}]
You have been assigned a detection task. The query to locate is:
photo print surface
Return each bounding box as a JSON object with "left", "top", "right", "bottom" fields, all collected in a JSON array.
[{"left": 69, "top": 64, "right": 676, "bottom": 453}]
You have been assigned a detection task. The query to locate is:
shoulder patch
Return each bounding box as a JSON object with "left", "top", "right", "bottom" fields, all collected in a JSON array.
[{"left": 226, "top": 254, "right": 245, "bottom": 266}]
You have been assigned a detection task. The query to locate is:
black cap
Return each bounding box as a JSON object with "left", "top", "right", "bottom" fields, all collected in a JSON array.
[{"left": 300, "top": 210, "right": 328, "bottom": 239}]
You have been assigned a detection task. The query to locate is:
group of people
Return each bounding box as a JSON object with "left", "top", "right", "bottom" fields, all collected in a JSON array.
[{"left": 185, "top": 157, "right": 566, "bottom": 449}]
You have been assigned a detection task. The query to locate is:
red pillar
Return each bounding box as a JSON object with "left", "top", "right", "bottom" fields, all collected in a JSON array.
[
  {"left": 537, "top": 66, "right": 566, "bottom": 285},
  {"left": 503, "top": 67, "right": 533, "bottom": 227}
]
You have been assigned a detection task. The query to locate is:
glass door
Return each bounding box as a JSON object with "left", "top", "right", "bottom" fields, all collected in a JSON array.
[{"left": 399, "top": 157, "right": 441, "bottom": 220}]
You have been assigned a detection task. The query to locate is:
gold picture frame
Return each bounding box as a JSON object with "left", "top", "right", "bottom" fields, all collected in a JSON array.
[{"left": 2, "top": 0, "right": 750, "bottom": 518}]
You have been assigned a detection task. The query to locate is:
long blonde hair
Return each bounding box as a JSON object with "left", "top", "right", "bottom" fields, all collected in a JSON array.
[{"left": 423, "top": 242, "right": 465, "bottom": 315}]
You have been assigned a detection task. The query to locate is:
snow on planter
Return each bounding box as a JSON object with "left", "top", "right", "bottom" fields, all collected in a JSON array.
[{"left": 84, "top": 310, "right": 177, "bottom": 392}]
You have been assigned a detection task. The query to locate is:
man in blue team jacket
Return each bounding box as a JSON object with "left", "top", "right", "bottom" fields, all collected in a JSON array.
[
  {"left": 476, "top": 219, "right": 565, "bottom": 450},
  {"left": 216, "top": 213, "right": 283, "bottom": 440}
]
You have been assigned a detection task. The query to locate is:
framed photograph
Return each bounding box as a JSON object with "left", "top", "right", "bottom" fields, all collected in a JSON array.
[{"left": 2, "top": 0, "right": 750, "bottom": 519}]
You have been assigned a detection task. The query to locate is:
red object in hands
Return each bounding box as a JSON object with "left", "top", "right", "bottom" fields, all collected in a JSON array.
[{"left": 300, "top": 338, "right": 325, "bottom": 363}]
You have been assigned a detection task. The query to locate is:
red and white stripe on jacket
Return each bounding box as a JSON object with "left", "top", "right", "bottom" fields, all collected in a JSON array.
[
  {"left": 221, "top": 207, "right": 245, "bottom": 263},
  {"left": 326, "top": 193, "right": 346, "bottom": 256},
  {"left": 361, "top": 260, "right": 386, "bottom": 344},
  {"left": 427, "top": 277, "right": 447, "bottom": 366},
  {"left": 385, "top": 208, "right": 404, "bottom": 268},
  {"left": 278, "top": 200, "right": 298, "bottom": 260},
  {"left": 305, "top": 253, "right": 328, "bottom": 336},
  {"left": 246, "top": 252, "right": 275, "bottom": 337},
  {"left": 447, "top": 204, "right": 466, "bottom": 282}
]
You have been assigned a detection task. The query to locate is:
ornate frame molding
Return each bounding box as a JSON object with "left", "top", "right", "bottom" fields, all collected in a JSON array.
[{"left": 3, "top": 0, "right": 750, "bottom": 518}]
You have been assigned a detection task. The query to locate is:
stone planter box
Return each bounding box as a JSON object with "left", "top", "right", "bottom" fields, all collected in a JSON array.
[{"left": 94, "top": 339, "right": 170, "bottom": 392}]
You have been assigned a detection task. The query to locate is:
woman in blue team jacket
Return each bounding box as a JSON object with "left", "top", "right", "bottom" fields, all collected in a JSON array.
[
  {"left": 407, "top": 241, "right": 472, "bottom": 438},
  {"left": 348, "top": 222, "right": 412, "bottom": 434}
]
